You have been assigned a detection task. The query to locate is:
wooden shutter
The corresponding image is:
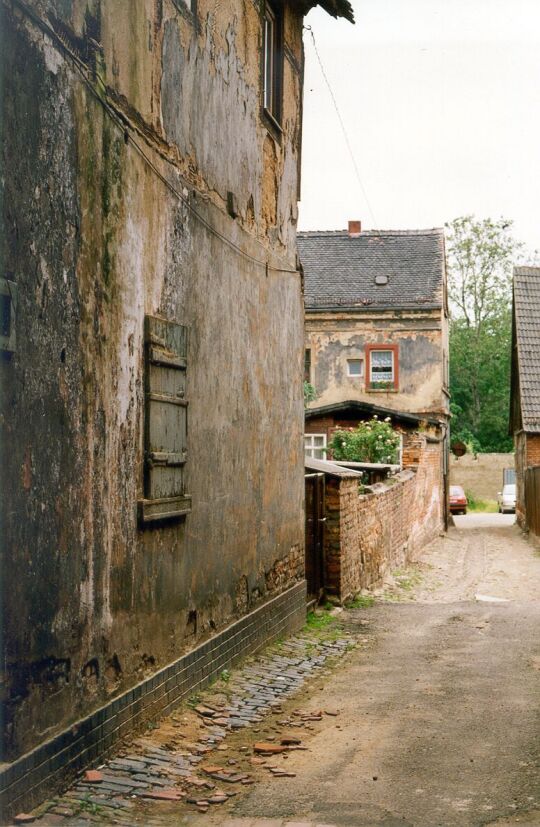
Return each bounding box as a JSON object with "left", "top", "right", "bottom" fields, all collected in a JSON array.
[{"left": 139, "top": 315, "right": 192, "bottom": 524}]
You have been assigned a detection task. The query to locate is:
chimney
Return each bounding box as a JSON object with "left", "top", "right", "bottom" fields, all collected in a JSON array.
[{"left": 348, "top": 220, "right": 361, "bottom": 238}]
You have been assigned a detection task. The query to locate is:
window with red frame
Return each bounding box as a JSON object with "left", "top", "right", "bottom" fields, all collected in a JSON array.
[{"left": 366, "top": 345, "right": 399, "bottom": 390}]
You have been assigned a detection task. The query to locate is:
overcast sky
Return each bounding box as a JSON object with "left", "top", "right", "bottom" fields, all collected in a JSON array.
[{"left": 299, "top": 0, "right": 540, "bottom": 252}]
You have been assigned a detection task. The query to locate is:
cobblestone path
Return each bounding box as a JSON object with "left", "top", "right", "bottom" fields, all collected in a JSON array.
[{"left": 11, "top": 625, "right": 354, "bottom": 827}]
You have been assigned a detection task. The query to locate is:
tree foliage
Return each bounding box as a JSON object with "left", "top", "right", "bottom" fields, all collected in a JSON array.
[
  {"left": 329, "top": 417, "right": 400, "bottom": 463},
  {"left": 446, "top": 216, "right": 519, "bottom": 453}
]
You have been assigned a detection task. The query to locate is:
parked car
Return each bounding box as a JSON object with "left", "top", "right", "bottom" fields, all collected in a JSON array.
[
  {"left": 498, "top": 483, "right": 516, "bottom": 514},
  {"left": 449, "top": 485, "right": 468, "bottom": 515}
]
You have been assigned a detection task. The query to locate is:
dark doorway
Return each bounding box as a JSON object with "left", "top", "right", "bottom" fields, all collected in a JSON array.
[{"left": 305, "top": 472, "right": 325, "bottom": 601}]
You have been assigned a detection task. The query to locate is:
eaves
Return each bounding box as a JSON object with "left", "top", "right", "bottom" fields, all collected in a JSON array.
[{"left": 305, "top": 304, "right": 443, "bottom": 314}]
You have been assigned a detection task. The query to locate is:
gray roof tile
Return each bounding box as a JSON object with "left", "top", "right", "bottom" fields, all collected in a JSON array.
[
  {"left": 298, "top": 228, "right": 445, "bottom": 310},
  {"left": 514, "top": 266, "right": 540, "bottom": 431}
]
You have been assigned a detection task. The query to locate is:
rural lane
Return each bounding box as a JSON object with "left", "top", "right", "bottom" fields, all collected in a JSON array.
[{"left": 222, "top": 515, "right": 540, "bottom": 827}]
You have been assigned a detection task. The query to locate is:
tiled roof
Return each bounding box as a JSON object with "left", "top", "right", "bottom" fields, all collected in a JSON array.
[
  {"left": 514, "top": 267, "right": 540, "bottom": 432},
  {"left": 298, "top": 228, "right": 446, "bottom": 310}
]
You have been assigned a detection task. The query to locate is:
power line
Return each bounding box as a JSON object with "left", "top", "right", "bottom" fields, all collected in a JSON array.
[
  {"left": 304, "top": 25, "right": 401, "bottom": 282},
  {"left": 8, "top": 0, "right": 299, "bottom": 276}
]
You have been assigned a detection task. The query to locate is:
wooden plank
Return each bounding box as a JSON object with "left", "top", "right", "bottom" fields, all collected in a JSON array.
[
  {"left": 148, "top": 346, "right": 187, "bottom": 370},
  {"left": 148, "top": 451, "right": 187, "bottom": 466},
  {"left": 139, "top": 495, "right": 192, "bottom": 524},
  {"left": 148, "top": 392, "right": 188, "bottom": 407},
  {"left": 142, "top": 315, "right": 190, "bottom": 519}
]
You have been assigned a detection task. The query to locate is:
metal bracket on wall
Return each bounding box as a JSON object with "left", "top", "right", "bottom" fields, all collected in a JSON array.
[{"left": 0, "top": 278, "right": 17, "bottom": 353}]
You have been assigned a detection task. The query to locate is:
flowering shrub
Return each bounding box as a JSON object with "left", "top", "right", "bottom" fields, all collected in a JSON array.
[{"left": 329, "top": 416, "right": 400, "bottom": 463}]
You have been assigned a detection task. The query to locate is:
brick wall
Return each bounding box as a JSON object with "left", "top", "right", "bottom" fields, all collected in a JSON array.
[
  {"left": 515, "top": 433, "right": 540, "bottom": 530},
  {"left": 526, "top": 434, "right": 540, "bottom": 466},
  {"left": 324, "top": 437, "right": 443, "bottom": 602}
]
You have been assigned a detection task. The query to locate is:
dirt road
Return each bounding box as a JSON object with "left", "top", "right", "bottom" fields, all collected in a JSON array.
[
  {"left": 224, "top": 515, "right": 540, "bottom": 827},
  {"left": 27, "top": 516, "right": 540, "bottom": 827}
]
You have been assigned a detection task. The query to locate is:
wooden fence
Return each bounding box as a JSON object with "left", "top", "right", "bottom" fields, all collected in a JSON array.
[{"left": 525, "top": 466, "right": 540, "bottom": 536}]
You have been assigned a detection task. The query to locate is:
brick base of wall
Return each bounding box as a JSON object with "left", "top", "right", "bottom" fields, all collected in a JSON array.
[
  {"left": 0, "top": 581, "right": 307, "bottom": 819},
  {"left": 324, "top": 436, "right": 444, "bottom": 602}
]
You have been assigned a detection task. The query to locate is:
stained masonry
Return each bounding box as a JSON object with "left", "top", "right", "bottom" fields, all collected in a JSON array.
[{"left": 0, "top": 0, "right": 351, "bottom": 781}]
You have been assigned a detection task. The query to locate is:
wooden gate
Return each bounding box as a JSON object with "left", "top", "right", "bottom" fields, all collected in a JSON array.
[
  {"left": 525, "top": 466, "right": 540, "bottom": 536},
  {"left": 305, "top": 472, "right": 325, "bottom": 601}
]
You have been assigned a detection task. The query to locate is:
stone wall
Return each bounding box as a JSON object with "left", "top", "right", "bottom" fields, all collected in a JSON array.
[
  {"left": 1, "top": 0, "right": 307, "bottom": 768},
  {"left": 324, "top": 437, "right": 443, "bottom": 602},
  {"left": 450, "top": 453, "right": 515, "bottom": 501}
]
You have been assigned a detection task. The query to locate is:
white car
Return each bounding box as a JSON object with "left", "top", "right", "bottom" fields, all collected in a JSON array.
[{"left": 497, "top": 483, "right": 516, "bottom": 514}]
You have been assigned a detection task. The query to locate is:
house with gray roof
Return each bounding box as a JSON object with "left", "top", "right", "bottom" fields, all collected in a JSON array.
[
  {"left": 299, "top": 222, "right": 450, "bottom": 528},
  {"left": 510, "top": 266, "right": 540, "bottom": 531}
]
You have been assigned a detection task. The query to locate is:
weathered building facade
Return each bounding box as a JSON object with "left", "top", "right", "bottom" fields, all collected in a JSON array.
[
  {"left": 299, "top": 224, "right": 449, "bottom": 529},
  {"left": 510, "top": 266, "right": 540, "bottom": 533},
  {"left": 0, "top": 0, "right": 352, "bottom": 812}
]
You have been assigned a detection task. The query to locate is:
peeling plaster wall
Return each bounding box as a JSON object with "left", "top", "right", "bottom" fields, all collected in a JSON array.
[
  {"left": 1, "top": 0, "right": 305, "bottom": 760},
  {"left": 305, "top": 309, "right": 449, "bottom": 416}
]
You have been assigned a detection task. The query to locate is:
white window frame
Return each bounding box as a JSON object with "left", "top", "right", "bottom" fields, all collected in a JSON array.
[
  {"left": 347, "top": 358, "right": 364, "bottom": 378},
  {"left": 369, "top": 349, "right": 395, "bottom": 384},
  {"left": 304, "top": 434, "right": 327, "bottom": 460}
]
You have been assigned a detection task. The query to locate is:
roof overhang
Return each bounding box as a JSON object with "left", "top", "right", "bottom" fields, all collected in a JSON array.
[
  {"left": 305, "top": 304, "right": 443, "bottom": 314},
  {"left": 305, "top": 399, "right": 444, "bottom": 430},
  {"left": 293, "top": 0, "right": 355, "bottom": 22}
]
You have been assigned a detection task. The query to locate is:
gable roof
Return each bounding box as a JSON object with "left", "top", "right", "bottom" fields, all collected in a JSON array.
[
  {"left": 305, "top": 399, "right": 443, "bottom": 430},
  {"left": 298, "top": 228, "right": 446, "bottom": 310},
  {"left": 513, "top": 266, "right": 540, "bottom": 432}
]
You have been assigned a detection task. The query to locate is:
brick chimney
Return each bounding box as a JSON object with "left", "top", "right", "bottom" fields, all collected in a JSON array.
[{"left": 348, "top": 220, "right": 361, "bottom": 237}]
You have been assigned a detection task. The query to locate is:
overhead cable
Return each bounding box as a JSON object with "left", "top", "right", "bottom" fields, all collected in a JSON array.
[{"left": 9, "top": 0, "right": 299, "bottom": 276}]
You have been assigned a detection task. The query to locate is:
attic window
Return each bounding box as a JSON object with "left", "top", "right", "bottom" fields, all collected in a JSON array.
[{"left": 374, "top": 274, "right": 389, "bottom": 285}]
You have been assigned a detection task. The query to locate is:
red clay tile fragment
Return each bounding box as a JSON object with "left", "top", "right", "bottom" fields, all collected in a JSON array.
[
  {"left": 142, "top": 789, "right": 185, "bottom": 801},
  {"left": 83, "top": 770, "right": 103, "bottom": 783},
  {"left": 14, "top": 816, "right": 36, "bottom": 824},
  {"left": 195, "top": 705, "right": 215, "bottom": 717},
  {"left": 254, "top": 742, "right": 287, "bottom": 754}
]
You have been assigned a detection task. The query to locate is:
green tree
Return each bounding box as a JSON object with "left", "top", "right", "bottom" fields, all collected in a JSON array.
[{"left": 446, "top": 216, "right": 520, "bottom": 452}]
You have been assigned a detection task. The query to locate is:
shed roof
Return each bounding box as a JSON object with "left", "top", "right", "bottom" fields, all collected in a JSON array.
[
  {"left": 513, "top": 267, "right": 540, "bottom": 432},
  {"left": 305, "top": 457, "right": 362, "bottom": 478},
  {"left": 298, "top": 228, "right": 445, "bottom": 310}
]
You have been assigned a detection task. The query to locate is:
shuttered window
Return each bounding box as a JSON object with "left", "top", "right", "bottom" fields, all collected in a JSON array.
[{"left": 139, "top": 315, "right": 192, "bottom": 524}]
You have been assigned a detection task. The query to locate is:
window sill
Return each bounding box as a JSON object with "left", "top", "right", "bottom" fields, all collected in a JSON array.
[{"left": 366, "top": 387, "right": 399, "bottom": 393}]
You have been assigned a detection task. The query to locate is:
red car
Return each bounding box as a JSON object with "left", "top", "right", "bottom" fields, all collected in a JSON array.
[{"left": 449, "top": 485, "right": 468, "bottom": 515}]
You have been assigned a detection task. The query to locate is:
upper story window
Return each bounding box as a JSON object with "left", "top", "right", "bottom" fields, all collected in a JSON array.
[
  {"left": 347, "top": 358, "right": 363, "bottom": 378},
  {"left": 262, "top": 2, "right": 283, "bottom": 128},
  {"left": 366, "top": 345, "right": 399, "bottom": 391}
]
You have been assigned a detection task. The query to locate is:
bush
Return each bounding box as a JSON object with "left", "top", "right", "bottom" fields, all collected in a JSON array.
[{"left": 329, "top": 417, "right": 400, "bottom": 463}]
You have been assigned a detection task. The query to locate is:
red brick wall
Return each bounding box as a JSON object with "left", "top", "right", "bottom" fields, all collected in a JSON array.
[
  {"left": 526, "top": 434, "right": 540, "bottom": 466},
  {"left": 324, "top": 436, "right": 443, "bottom": 602},
  {"left": 515, "top": 433, "right": 540, "bottom": 530}
]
